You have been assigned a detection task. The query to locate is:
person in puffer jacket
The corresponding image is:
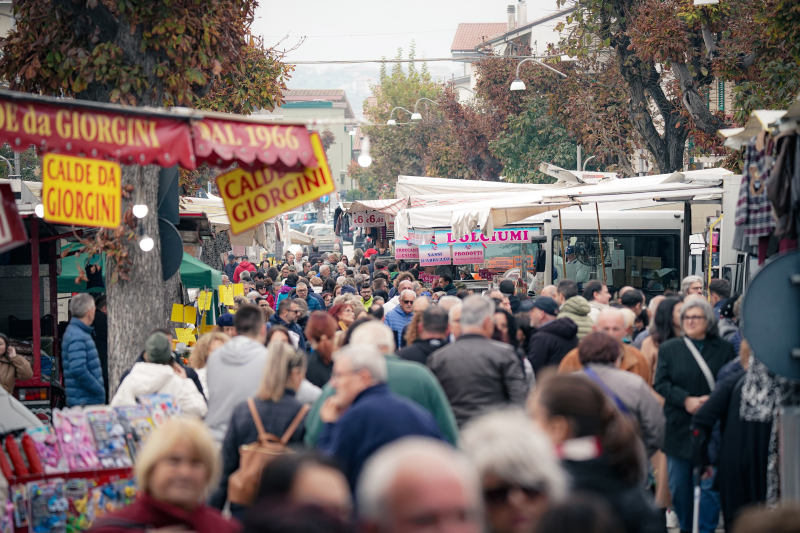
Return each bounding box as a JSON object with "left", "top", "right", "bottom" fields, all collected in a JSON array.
[
  {"left": 62, "top": 294, "right": 105, "bottom": 407},
  {"left": 111, "top": 332, "right": 208, "bottom": 418},
  {"left": 557, "top": 295, "right": 594, "bottom": 340},
  {"left": 232, "top": 257, "right": 257, "bottom": 283}
]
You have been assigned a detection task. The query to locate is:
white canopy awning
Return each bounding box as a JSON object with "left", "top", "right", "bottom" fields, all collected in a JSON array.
[
  {"left": 346, "top": 198, "right": 408, "bottom": 216},
  {"left": 289, "top": 229, "right": 314, "bottom": 245},
  {"left": 395, "top": 175, "right": 559, "bottom": 199}
]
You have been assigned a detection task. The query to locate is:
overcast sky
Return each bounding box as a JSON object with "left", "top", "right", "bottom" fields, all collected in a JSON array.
[{"left": 252, "top": 0, "right": 564, "bottom": 115}]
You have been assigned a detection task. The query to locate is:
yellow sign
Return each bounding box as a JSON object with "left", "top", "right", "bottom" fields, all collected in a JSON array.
[
  {"left": 200, "top": 324, "right": 215, "bottom": 334},
  {"left": 233, "top": 283, "right": 244, "bottom": 297},
  {"left": 170, "top": 304, "right": 197, "bottom": 324},
  {"left": 174, "top": 327, "right": 196, "bottom": 344},
  {"left": 216, "top": 133, "right": 334, "bottom": 235},
  {"left": 196, "top": 291, "right": 213, "bottom": 311},
  {"left": 219, "top": 285, "right": 234, "bottom": 306},
  {"left": 42, "top": 153, "right": 121, "bottom": 228}
]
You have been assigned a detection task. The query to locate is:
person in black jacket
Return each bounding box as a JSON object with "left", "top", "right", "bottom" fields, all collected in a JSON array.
[
  {"left": 531, "top": 374, "right": 665, "bottom": 533},
  {"left": 210, "top": 341, "right": 309, "bottom": 516},
  {"left": 93, "top": 295, "right": 110, "bottom": 403},
  {"left": 527, "top": 296, "right": 578, "bottom": 374},
  {"left": 397, "top": 306, "right": 449, "bottom": 366},
  {"left": 690, "top": 352, "right": 771, "bottom": 530},
  {"left": 499, "top": 279, "right": 521, "bottom": 313},
  {"left": 654, "top": 297, "right": 735, "bottom": 533}
]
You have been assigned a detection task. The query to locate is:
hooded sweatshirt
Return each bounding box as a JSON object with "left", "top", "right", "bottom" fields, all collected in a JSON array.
[
  {"left": 527, "top": 317, "right": 579, "bottom": 373},
  {"left": 558, "top": 296, "right": 594, "bottom": 340},
  {"left": 111, "top": 362, "right": 207, "bottom": 418},
  {"left": 274, "top": 284, "right": 293, "bottom": 310},
  {"left": 204, "top": 336, "right": 321, "bottom": 442},
  {"left": 232, "top": 261, "right": 256, "bottom": 283}
]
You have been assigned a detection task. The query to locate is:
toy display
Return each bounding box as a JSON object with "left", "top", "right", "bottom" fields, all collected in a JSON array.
[
  {"left": 88, "top": 479, "right": 138, "bottom": 523},
  {"left": 63, "top": 479, "right": 93, "bottom": 533},
  {"left": 113, "top": 406, "right": 154, "bottom": 461},
  {"left": 24, "top": 428, "right": 67, "bottom": 475},
  {"left": 2, "top": 499, "right": 13, "bottom": 533},
  {"left": 51, "top": 409, "right": 100, "bottom": 472},
  {"left": 10, "top": 486, "right": 27, "bottom": 529},
  {"left": 137, "top": 394, "right": 180, "bottom": 424},
  {"left": 27, "top": 479, "right": 67, "bottom": 533},
  {"left": 83, "top": 408, "right": 133, "bottom": 469}
]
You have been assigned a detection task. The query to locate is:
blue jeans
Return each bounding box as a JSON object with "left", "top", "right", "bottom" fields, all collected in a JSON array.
[{"left": 667, "top": 456, "right": 720, "bottom": 533}]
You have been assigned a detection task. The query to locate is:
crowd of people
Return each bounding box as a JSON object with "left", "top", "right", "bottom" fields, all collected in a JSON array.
[{"left": 54, "top": 250, "right": 798, "bottom": 533}]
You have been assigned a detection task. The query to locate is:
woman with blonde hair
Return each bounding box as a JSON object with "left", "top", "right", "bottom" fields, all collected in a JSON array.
[
  {"left": 189, "top": 332, "right": 230, "bottom": 401},
  {"left": 90, "top": 418, "right": 238, "bottom": 533},
  {"left": 210, "top": 341, "right": 309, "bottom": 516}
]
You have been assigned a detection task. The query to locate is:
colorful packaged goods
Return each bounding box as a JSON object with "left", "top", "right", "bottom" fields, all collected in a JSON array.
[
  {"left": 64, "top": 479, "right": 93, "bottom": 533},
  {"left": 27, "top": 479, "right": 67, "bottom": 533},
  {"left": 25, "top": 427, "right": 67, "bottom": 474},
  {"left": 4, "top": 435, "right": 29, "bottom": 478},
  {"left": 1, "top": 499, "right": 13, "bottom": 533},
  {"left": 83, "top": 408, "right": 133, "bottom": 469},
  {"left": 52, "top": 408, "right": 100, "bottom": 471},
  {"left": 88, "top": 479, "right": 138, "bottom": 523},
  {"left": 137, "top": 393, "right": 180, "bottom": 424},
  {"left": 113, "top": 405, "right": 155, "bottom": 461},
  {"left": 11, "top": 485, "right": 28, "bottom": 528},
  {"left": 0, "top": 446, "right": 12, "bottom": 480}
]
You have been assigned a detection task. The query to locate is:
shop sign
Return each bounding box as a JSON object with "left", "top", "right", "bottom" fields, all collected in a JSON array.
[
  {"left": 0, "top": 183, "right": 27, "bottom": 254},
  {"left": 394, "top": 239, "right": 419, "bottom": 260},
  {"left": 42, "top": 154, "right": 122, "bottom": 228},
  {"left": 419, "top": 243, "right": 451, "bottom": 266},
  {"left": 193, "top": 118, "right": 317, "bottom": 169},
  {"left": 434, "top": 227, "right": 539, "bottom": 245},
  {"left": 352, "top": 210, "right": 385, "bottom": 228},
  {"left": 0, "top": 94, "right": 195, "bottom": 168},
  {"left": 420, "top": 273, "right": 440, "bottom": 285},
  {"left": 408, "top": 229, "right": 434, "bottom": 245},
  {"left": 216, "top": 133, "right": 333, "bottom": 235},
  {"left": 452, "top": 243, "right": 484, "bottom": 265}
]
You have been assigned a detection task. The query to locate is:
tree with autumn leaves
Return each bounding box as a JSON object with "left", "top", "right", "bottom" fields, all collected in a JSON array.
[{"left": 0, "top": 0, "right": 293, "bottom": 394}]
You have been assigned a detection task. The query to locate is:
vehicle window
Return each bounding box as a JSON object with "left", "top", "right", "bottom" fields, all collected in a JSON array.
[
  {"left": 552, "top": 231, "right": 681, "bottom": 295},
  {"left": 312, "top": 227, "right": 334, "bottom": 236}
]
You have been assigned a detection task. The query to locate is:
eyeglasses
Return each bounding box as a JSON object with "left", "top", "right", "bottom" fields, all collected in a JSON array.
[
  {"left": 259, "top": 303, "right": 269, "bottom": 308},
  {"left": 484, "top": 485, "right": 543, "bottom": 506},
  {"left": 683, "top": 315, "right": 706, "bottom": 322},
  {"left": 401, "top": 300, "right": 414, "bottom": 304}
]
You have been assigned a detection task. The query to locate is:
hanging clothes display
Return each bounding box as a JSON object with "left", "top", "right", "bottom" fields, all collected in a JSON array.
[
  {"left": 734, "top": 134, "right": 777, "bottom": 260},
  {"left": 767, "top": 131, "right": 800, "bottom": 240}
]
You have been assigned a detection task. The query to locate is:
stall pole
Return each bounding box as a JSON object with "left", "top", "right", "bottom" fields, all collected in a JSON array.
[
  {"left": 594, "top": 204, "right": 606, "bottom": 282},
  {"left": 49, "top": 242, "right": 59, "bottom": 357},
  {"left": 31, "top": 217, "right": 41, "bottom": 380},
  {"left": 558, "top": 210, "right": 567, "bottom": 280},
  {"left": 707, "top": 214, "right": 723, "bottom": 301}
]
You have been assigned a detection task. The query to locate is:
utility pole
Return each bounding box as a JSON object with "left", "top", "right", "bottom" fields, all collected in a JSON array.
[{"left": 13, "top": 151, "right": 20, "bottom": 178}]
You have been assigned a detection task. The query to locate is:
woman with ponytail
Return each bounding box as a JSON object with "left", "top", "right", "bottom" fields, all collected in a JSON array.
[
  {"left": 304, "top": 312, "right": 337, "bottom": 387},
  {"left": 530, "top": 374, "right": 664, "bottom": 533}
]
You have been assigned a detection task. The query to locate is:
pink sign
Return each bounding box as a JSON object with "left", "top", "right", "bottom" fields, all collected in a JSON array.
[
  {"left": 419, "top": 243, "right": 451, "bottom": 266},
  {"left": 420, "top": 273, "right": 440, "bottom": 285},
  {"left": 435, "top": 228, "right": 534, "bottom": 245},
  {"left": 452, "top": 243, "right": 484, "bottom": 265},
  {"left": 394, "top": 239, "right": 419, "bottom": 260}
]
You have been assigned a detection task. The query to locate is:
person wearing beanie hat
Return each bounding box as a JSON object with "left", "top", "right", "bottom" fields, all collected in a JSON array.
[
  {"left": 526, "top": 296, "right": 579, "bottom": 374},
  {"left": 224, "top": 254, "right": 239, "bottom": 281},
  {"left": 111, "top": 332, "right": 207, "bottom": 417}
]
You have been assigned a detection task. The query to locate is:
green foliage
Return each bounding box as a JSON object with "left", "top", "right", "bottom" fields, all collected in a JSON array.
[
  {"left": 0, "top": 146, "right": 40, "bottom": 181},
  {"left": 490, "top": 96, "right": 575, "bottom": 183}
]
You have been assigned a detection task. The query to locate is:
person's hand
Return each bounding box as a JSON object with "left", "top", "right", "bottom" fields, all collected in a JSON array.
[
  {"left": 320, "top": 397, "right": 346, "bottom": 423},
  {"left": 701, "top": 466, "right": 714, "bottom": 480},
  {"left": 173, "top": 364, "right": 187, "bottom": 379},
  {"left": 684, "top": 395, "right": 709, "bottom": 414},
  {"left": 6, "top": 346, "right": 16, "bottom": 360}
]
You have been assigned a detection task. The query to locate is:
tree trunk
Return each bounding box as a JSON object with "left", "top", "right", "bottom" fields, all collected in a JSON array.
[
  {"left": 672, "top": 62, "right": 728, "bottom": 134},
  {"left": 163, "top": 270, "right": 184, "bottom": 339},
  {"left": 106, "top": 165, "right": 164, "bottom": 398}
]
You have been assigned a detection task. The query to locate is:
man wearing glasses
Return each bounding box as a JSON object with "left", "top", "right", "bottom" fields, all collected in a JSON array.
[
  {"left": 384, "top": 289, "right": 416, "bottom": 349},
  {"left": 268, "top": 299, "right": 307, "bottom": 350},
  {"left": 292, "top": 282, "right": 323, "bottom": 311}
]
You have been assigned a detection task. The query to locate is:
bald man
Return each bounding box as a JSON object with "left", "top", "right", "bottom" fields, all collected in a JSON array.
[
  {"left": 557, "top": 307, "right": 651, "bottom": 383},
  {"left": 539, "top": 285, "right": 558, "bottom": 299}
]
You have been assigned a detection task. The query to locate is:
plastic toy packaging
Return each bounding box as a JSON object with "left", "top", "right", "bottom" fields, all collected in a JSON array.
[
  {"left": 84, "top": 408, "right": 133, "bottom": 469},
  {"left": 137, "top": 393, "right": 181, "bottom": 424},
  {"left": 11, "top": 485, "right": 27, "bottom": 528},
  {"left": 88, "top": 479, "right": 137, "bottom": 522},
  {"left": 114, "top": 405, "right": 155, "bottom": 461},
  {"left": 52, "top": 408, "right": 100, "bottom": 471},
  {"left": 25, "top": 427, "right": 67, "bottom": 474},
  {"left": 27, "top": 479, "right": 67, "bottom": 533},
  {"left": 1, "top": 499, "right": 14, "bottom": 533},
  {"left": 64, "top": 479, "right": 94, "bottom": 533}
]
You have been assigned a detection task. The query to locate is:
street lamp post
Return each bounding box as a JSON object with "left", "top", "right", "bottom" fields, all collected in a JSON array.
[
  {"left": 387, "top": 107, "right": 414, "bottom": 126},
  {"left": 411, "top": 98, "right": 439, "bottom": 120},
  {"left": 509, "top": 58, "right": 568, "bottom": 91}
]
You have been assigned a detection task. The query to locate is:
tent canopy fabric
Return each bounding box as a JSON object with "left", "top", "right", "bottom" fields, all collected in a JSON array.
[
  {"left": 346, "top": 198, "right": 408, "bottom": 216},
  {"left": 395, "top": 175, "right": 558, "bottom": 199},
  {"left": 290, "top": 229, "right": 314, "bottom": 245}
]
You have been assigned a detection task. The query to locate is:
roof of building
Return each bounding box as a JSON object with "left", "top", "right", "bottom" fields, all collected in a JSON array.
[
  {"left": 451, "top": 23, "right": 508, "bottom": 52},
  {"left": 281, "top": 89, "right": 355, "bottom": 119}
]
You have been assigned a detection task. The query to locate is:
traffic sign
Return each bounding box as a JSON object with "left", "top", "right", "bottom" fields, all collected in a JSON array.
[{"left": 320, "top": 194, "right": 329, "bottom": 204}]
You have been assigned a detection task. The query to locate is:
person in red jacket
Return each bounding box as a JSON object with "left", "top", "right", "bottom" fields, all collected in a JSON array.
[{"left": 232, "top": 256, "right": 257, "bottom": 283}]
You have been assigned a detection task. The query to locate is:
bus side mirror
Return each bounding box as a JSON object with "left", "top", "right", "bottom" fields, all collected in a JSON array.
[
  {"left": 530, "top": 235, "right": 547, "bottom": 244},
  {"left": 536, "top": 249, "right": 547, "bottom": 272}
]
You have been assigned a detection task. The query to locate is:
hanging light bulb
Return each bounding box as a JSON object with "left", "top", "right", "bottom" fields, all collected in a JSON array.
[
  {"left": 132, "top": 204, "right": 149, "bottom": 218},
  {"left": 34, "top": 204, "right": 44, "bottom": 218},
  {"left": 139, "top": 234, "right": 154, "bottom": 252},
  {"left": 357, "top": 135, "right": 372, "bottom": 168}
]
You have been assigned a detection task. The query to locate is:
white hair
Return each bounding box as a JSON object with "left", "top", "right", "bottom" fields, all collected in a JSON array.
[
  {"left": 320, "top": 264, "right": 331, "bottom": 274},
  {"left": 400, "top": 289, "right": 416, "bottom": 301},
  {"left": 437, "top": 295, "right": 461, "bottom": 311},
  {"left": 461, "top": 410, "right": 568, "bottom": 502},
  {"left": 69, "top": 293, "right": 95, "bottom": 318},
  {"left": 448, "top": 303, "right": 463, "bottom": 322},
  {"left": 681, "top": 275, "right": 704, "bottom": 293},
  {"left": 221, "top": 274, "right": 229, "bottom": 281},
  {"left": 460, "top": 295, "right": 495, "bottom": 329},
  {"left": 597, "top": 306, "right": 625, "bottom": 326},
  {"left": 334, "top": 343, "right": 388, "bottom": 383},
  {"left": 349, "top": 320, "right": 395, "bottom": 353},
  {"left": 357, "top": 437, "right": 482, "bottom": 523},
  {"left": 648, "top": 295, "right": 665, "bottom": 313},
  {"left": 681, "top": 295, "right": 719, "bottom": 334}
]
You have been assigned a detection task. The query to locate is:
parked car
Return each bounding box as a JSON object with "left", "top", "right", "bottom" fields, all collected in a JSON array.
[
  {"left": 303, "top": 224, "right": 340, "bottom": 254},
  {"left": 288, "top": 211, "right": 318, "bottom": 230}
]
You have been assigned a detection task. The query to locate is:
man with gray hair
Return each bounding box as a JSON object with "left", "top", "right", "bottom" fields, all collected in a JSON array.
[
  {"left": 318, "top": 344, "right": 446, "bottom": 490},
  {"left": 681, "top": 275, "right": 704, "bottom": 297},
  {"left": 384, "top": 289, "right": 416, "bottom": 348},
  {"left": 357, "top": 437, "right": 483, "bottom": 533},
  {"left": 428, "top": 295, "right": 528, "bottom": 427},
  {"left": 62, "top": 293, "right": 105, "bottom": 407}
]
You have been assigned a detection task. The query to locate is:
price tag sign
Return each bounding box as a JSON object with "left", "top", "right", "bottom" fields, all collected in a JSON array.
[{"left": 352, "top": 210, "right": 386, "bottom": 228}]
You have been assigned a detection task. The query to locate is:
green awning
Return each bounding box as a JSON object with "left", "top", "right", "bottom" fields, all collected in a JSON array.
[{"left": 179, "top": 252, "right": 222, "bottom": 290}]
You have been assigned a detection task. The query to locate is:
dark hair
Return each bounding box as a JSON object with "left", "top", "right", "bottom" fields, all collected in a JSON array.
[
  {"left": 257, "top": 453, "right": 343, "bottom": 500},
  {"left": 241, "top": 501, "right": 351, "bottom": 533},
  {"left": 285, "top": 273, "right": 300, "bottom": 288},
  {"left": 558, "top": 279, "right": 579, "bottom": 299},
  {"left": 265, "top": 325, "right": 290, "bottom": 345},
  {"left": 583, "top": 280, "right": 605, "bottom": 301},
  {"left": 620, "top": 289, "right": 644, "bottom": 309},
  {"left": 421, "top": 306, "right": 449, "bottom": 335},
  {"left": 374, "top": 260, "right": 386, "bottom": 270},
  {"left": 456, "top": 289, "right": 470, "bottom": 300},
  {"left": 372, "top": 278, "right": 387, "bottom": 290},
  {"left": 514, "top": 312, "right": 533, "bottom": 353},
  {"left": 323, "top": 277, "right": 336, "bottom": 294},
  {"left": 498, "top": 279, "right": 515, "bottom": 295},
  {"left": 255, "top": 281, "right": 266, "bottom": 291},
  {"left": 492, "top": 308, "right": 519, "bottom": 349},
  {"left": 278, "top": 298, "right": 297, "bottom": 315},
  {"left": 360, "top": 283, "right": 371, "bottom": 292},
  {"left": 636, "top": 308, "right": 649, "bottom": 330},
  {"left": 650, "top": 296, "right": 683, "bottom": 347},
  {"left": 578, "top": 332, "right": 623, "bottom": 365},
  {"left": 94, "top": 295, "right": 107, "bottom": 309},
  {"left": 361, "top": 258, "right": 371, "bottom": 266},
  {"left": 441, "top": 273, "right": 453, "bottom": 284},
  {"left": 235, "top": 304, "right": 265, "bottom": 336},
  {"left": 408, "top": 268, "right": 419, "bottom": 280},
  {"left": 387, "top": 263, "right": 398, "bottom": 272},
  {"left": 304, "top": 312, "right": 337, "bottom": 365},
  {"left": 0, "top": 332, "right": 10, "bottom": 358},
  {"left": 708, "top": 278, "right": 731, "bottom": 299},
  {"left": 535, "top": 494, "right": 624, "bottom": 533},
  {"left": 266, "top": 267, "right": 279, "bottom": 281},
  {"left": 368, "top": 304, "right": 384, "bottom": 320},
  {"left": 537, "top": 374, "right": 643, "bottom": 486}
]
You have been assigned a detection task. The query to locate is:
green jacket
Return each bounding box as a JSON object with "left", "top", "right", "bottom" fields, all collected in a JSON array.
[
  {"left": 558, "top": 296, "right": 594, "bottom": 340},
  {"left": 304, "top": 354, "right": 459, "bottom": 447}
]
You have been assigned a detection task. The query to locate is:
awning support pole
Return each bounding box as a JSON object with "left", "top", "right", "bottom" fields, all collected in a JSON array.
[
  {"left": 558, "top": 210, "right": 567, "bottom": 280},
  {"left": 595, "top": 203, "right": 606, "bottom": 282},
  {"left": 31, "top": 217, "right": 41, "bottom": 380}
]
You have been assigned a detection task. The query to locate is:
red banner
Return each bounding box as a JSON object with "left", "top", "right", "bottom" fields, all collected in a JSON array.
[
  {"left": 0, "top": 92, "right": 195, "bottom": 169},
  {"left": 0, "top": 183, "right": 28, "bottom": 254},
  {"left": 192, "top": 117, "right": 318, "bottom": 170}
]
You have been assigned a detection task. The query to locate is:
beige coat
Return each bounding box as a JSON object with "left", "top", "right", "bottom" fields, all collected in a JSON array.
[{"left": 0, "top": 354, "right": 33, "bottom": 394}]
